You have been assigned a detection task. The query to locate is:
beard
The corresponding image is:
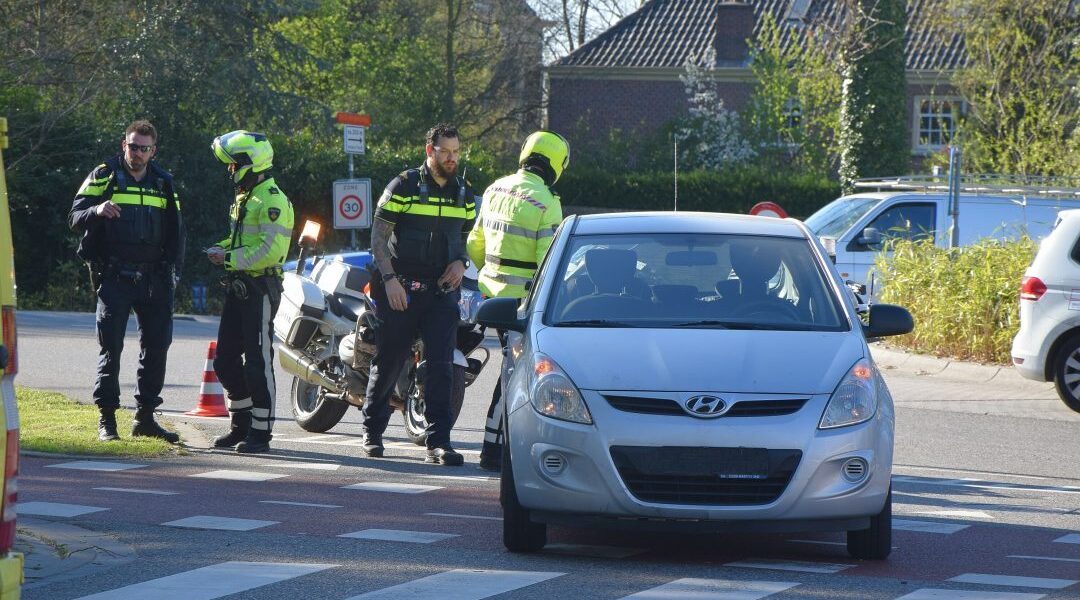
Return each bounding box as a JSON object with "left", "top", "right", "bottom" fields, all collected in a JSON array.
[{"left": 432, "top": 159, "right": 457, "bottom": 180}]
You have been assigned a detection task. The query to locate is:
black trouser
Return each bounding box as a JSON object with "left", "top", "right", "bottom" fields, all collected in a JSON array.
[
  {"left": 482, "top": 329, "right": 509, "bottom": 459},
  {"left": 363, "top": 279, "right": 460, "bottom": 448},
  {"left": 93, "top": 268, "right": 174, "bottom": 412},
  {"left": 214, "top": 275, "right": 282, "bottom": 437}
]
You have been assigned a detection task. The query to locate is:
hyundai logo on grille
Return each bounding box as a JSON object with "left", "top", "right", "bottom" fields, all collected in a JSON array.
[{"left": 683, "top": 395, "right": 727, "bottom": 417}]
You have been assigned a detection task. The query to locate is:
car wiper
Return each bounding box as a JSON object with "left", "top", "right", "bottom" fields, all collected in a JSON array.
[
  {"left": 671, "top": 320, "right": 731, "bottom": 328},
  {"left": 554, "top": 319, "right": 632, "bottom": 327},
  {"left": 672, "top": 320, "right": 817, "bottom": 331}
]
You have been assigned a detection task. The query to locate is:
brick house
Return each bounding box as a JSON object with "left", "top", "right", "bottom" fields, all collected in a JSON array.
[{"left": 545, "top": 0, "right": 966, "bottom": 158}]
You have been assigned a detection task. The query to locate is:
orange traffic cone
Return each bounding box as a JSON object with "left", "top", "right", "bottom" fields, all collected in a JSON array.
[{"left": 185, "top": 341, "right": 227, "bottom": 417}]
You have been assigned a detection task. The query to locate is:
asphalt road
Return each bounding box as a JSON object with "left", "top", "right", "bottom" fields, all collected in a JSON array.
[{"left": 16, "top": 311, "right": 1080, "bottom": 599}]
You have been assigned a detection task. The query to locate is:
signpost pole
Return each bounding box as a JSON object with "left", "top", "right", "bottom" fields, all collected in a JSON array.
[{"left": 348, "top": 153, "right": 356, "bottom": 249}]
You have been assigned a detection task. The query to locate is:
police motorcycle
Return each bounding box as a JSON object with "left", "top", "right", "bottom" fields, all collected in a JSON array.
[{"left": 272, "top": 221, "right": 490, "bottom": 443}]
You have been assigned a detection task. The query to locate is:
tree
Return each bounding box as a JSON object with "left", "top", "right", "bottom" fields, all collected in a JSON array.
[
  {"left": 836, "top": 0, "right": 910, "bottom": 192},
  {"left": 678, "top": 49, "right": 754, "bottom": 170},
  {"left": 529, "top": 0, "right": 641, "bottom": 60}
]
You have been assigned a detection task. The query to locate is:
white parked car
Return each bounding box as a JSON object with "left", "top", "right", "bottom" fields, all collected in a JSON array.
[
  {"left": 478, "top": 211, "right": 914, "bottom": 559},
  {"left": 1011, "top": 209, "right": 1080, "bottom": 413}
]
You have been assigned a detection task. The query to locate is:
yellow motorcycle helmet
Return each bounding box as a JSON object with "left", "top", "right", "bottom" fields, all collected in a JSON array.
[
  {"left": 518, "top": 130, "right": 569, "bottom": 184},
  {"left": 211, "top": 130, "right": 274, "bottom": 184}
]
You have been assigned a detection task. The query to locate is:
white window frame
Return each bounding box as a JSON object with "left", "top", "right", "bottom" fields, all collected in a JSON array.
[{"left": 912, "top": 96, "right": 964, "bottom": 155}]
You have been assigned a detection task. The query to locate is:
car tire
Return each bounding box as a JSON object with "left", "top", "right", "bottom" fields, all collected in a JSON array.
[
  {"left": 847, "top": 486, "right": 892, "bottom": 560},
  {"left": 501, "top": 430, "right": 546, "bottom": 553},
  {"left": 1052, "top": 333, "right": 1080, "bottom": 413}
]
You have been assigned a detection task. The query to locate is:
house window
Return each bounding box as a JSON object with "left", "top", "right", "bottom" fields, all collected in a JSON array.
[
  {"left": 914, "top": 97, "right": 963, "bottom": 153},
  {"left": 787, "top": 0, "right": 813, "bottom": 22}
]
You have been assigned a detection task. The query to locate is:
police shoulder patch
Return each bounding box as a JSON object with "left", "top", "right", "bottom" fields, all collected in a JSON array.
[{"left": 268, "top": 207, "right": 281, "bottom": 221}]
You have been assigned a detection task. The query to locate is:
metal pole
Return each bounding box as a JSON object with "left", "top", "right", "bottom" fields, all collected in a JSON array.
[
  {"left": 348, "top": 153, "right": 357, "bottom": 249},
  {"left": 948, "top": 145, "right": 961, "bottom": 249}
]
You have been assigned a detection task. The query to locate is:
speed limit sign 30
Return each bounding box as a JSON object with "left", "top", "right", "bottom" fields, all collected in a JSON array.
[{"left": 333, "top": 179, "right": 372, "bottom": 229}]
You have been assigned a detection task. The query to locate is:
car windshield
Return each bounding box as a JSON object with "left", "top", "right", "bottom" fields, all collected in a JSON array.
[
  {"left": 546, "top": 233, "right": 848, "bottom": 331},
  {"left": 805, "top": 196, "right": 881, "bottom": 238}
]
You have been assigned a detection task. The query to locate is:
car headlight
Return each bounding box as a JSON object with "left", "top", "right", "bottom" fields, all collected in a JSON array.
[
  {"left": 819, "top": 359, "right": 877, "bottom": 429},
  {"left": 530, "top": 353, "right": 592, "bottom": 424}
]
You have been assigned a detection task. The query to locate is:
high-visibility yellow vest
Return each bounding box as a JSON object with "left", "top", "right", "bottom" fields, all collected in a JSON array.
[
  {"left": 467, "top": 170, "right": 562, "bottom": 298},
  {"left": 216, "top": 177, "right": 294, "bottom": 275}
]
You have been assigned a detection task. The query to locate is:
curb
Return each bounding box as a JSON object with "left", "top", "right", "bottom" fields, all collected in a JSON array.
[
  {"left": 869, "top": 342, "right": 1052, "bottom": 389},
  {"left": 17, "top": 518, "right": 134, "bottom": 590}
]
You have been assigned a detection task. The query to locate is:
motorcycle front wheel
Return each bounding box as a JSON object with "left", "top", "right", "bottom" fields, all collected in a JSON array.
[
  {"left": 403, "top": 364, "right": 466, "bottom": 445},
  {"left": 291, "top": 375, "right": 349, "bottom": 432}
]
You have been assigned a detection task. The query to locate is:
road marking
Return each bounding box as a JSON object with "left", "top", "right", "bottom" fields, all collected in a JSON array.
[
  {"left": 19, "top": 502, "right": 108, "bottom": 517},
  {"left": 258, "top": 462, "right": 341, "bottom": 471},
  {"left": 424, "top": 512, "right": 502, "bottom": 521},
  {"left": 72, "top": 560, "right": 337, "bottom": 600},
  {"left": 895, "top": 590, "right": 1047, "bottom": 599},
  {"left": 725, "top": 558, "right": 855, "bottom": 574},
  {"left": 1008, "top": 555, "right": 1080, "bottom": 564},
  {"left": 343, "top": 569, "right": 563, "bottom": 599},
  {"left": 417, "top": 474, "right": 498, "bottom": 482},
  {"left": 342, "top": 482, "right": 442, "bottom": 494},
  {"left": 338, "top": 529, "right": 458, "bottom": 544},
  {"left": 893, "top": 476, "right": 1080, "bottom": 496},
  {"left": 93, "top": 487, "right": 179, "bottom": 496},
  {"left": 894, "top": 464, "right": 1054, "bottom": 482},
  {"left": 786, "top": 539, "right": 848, "bottom": 547},
  {"left": 619, "top": 578, "right": 799, "bottom": 599},
  {"left": 1054, "top": 533, "right": 1080, "bottom": 544},
  {"left": 259, "top": 500, "right": 343, "bottom": 508},
  {"left": 189, "top": 470, "right": 290, "bottom": 482},
  {"left": 163, "top": 516, "right": 279, "bottom": 531},
  {"left": 46, "top": 460, "right": 147, "bottom": 472},
  {"left": 910, "top": 509, "right": 995, "bottom": 520},
  {"left": 949, "top": 573, "right": 1078, "bottom": 589},
  {"left": 543, "top": 543, "right": 646, "bottom": 559},
  {"left": 893, "top": 519, "right": 970, "bottom": 534}
]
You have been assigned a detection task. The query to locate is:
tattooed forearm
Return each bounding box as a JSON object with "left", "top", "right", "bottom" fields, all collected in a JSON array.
[{"left": 371, "top": 218, "right": 396, "bottom": 275}]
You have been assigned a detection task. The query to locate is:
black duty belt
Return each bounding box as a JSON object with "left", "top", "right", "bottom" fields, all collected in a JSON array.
[{"left": 485, "top": 255, "right": 537, "bottom": 270}]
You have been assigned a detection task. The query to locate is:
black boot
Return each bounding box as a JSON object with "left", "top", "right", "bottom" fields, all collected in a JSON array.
[
  {"left": 213, "top": 412, "right": 251, "bottom": 448},
  {"left": 131, "top": 409, "right": 180, "bottom": 444},
  {"left": 235, "top": 430, "right": 271, "bottom": 454},
  {"left": 360, "top": 432, "right": 384, "bottom": 458},
  {"left": 426, "top": 445, "right": 464, "bottom": 466},
  {"left": 98, "top": 410, "right": 120, "bottom": 442}
]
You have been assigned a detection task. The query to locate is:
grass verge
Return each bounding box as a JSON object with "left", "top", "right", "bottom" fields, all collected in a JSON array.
[{"left": 17, "top": 387, "right": 181, "bottom": 457}]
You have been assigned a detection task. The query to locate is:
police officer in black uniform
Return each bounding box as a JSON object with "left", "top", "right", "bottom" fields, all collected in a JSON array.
[
  {"left": 69, "top": 120, "right": 185, "bottom": 443},
  {"left": 363, "top": 123, "right": 476, "bottom": 466}
]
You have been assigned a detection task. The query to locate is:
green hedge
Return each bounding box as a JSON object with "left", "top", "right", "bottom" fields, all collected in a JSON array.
[
  {"left": 557, "top": 167, "right": 840, "bottom": 219},
  {"left": 874, "top": 237, "right": 1037, "bottom": 364}
]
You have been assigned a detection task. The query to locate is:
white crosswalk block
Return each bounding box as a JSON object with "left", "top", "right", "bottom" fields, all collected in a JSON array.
[
  {"left": 163, "top": 516, "right": 278, "bottom": 531},
  {"left": 893, "top": 519, "right": 970, "bottom": 534},
  {"left": 189, "top": 470, "right": 290, "bottom": 482},
  {"left": 338, "top": 529, "right": 458, "bottom": 544},
  {"left": 342, "top": 482, "right": 442, "bottom": 494},
  {"left": 344, "top": 569, "right": 564, "bottom": 600},
  {"left": 895, "top": 590, "right": 1047, "bottom": 599},
  {"left": 94, "top": 487, "right": 179, "bottom": 496},
  {"left": 620, "top": 578, "right": 800, "bottom": 599},
  {"left": 72, "top": 560, "right": 337, "bottom": 600},
  {"left": 258, "top": 461, "right": 340, "bottom": 470},
  {"left": 20, "top": 502, "right": 108, "bottom": 517},
  {"left": 725, "top": 558, "right": 855, "bottom": 574},
  {"left": 47, "top": 461, "right": 147, "bottom": 472},
  {"left": 948, "top": 573, "right": 1078, "bottom": 589}
]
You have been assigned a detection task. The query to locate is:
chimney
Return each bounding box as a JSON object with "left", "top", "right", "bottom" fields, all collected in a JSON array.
[{"left": 714, "top": 2, "right": 755, "bottom": 67}]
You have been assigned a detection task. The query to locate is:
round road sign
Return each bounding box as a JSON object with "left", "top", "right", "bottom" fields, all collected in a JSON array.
[
  {"left": 338, "top": 194, "right": 363, "bottom": 220},
  {"left": 749, "top": 201, "right": 788, "bottom": 219}
]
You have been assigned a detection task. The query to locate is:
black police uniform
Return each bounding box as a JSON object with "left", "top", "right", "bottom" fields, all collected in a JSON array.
[
  {"left": 69, "top": 155, "right": 184, "bottom": 438},
  {"left": 364, "top": 164, "right": 476, "bottom": 453}
]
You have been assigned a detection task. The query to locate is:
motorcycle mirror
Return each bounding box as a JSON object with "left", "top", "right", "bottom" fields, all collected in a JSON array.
[{"left": 299, "top": 220, "right": 322, "bottom": 248}]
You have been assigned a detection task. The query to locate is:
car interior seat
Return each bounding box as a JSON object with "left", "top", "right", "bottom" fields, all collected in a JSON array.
[{"left": 560, "top": 249, "right": 652, "bottom": 320}]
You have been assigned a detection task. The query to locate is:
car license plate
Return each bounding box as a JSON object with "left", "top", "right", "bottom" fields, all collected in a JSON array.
[{"left": 620, "top": 447, "right": 770, "bottom": 479}]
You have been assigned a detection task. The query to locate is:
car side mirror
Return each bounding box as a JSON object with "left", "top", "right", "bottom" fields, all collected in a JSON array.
[
  {"left": 864, "top": 303, "right": 914, "bottom": 338},
  {"left": 857, "top": 227, "right": 884, "bottom": 247},
  {"left": 477, "top": 297, "right": 526, "bottom": 333}
]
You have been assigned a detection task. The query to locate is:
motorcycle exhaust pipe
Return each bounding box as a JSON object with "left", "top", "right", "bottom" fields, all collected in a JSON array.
[{"left": 276, "top": 344, "right": 342, "bottom": 392}]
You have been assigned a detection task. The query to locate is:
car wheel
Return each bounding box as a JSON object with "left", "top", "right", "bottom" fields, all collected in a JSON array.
[
  {"left": 1052, "top": 333, "right": 1080, "bottom": 413},
  {"left": 501, "top": 431, "right": 546, "bottom": 553},
  {"left": 847, "top": 486, "right": 892, "bottom": 560}
]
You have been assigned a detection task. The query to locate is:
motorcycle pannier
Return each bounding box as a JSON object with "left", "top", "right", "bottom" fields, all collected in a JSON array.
[{"left": 275, "top": 275, "right": 326, "bottom": 349}]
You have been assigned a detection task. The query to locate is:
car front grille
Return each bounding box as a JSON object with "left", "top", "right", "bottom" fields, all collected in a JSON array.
[
  {"left": 610, "top": 446, "right": 802, "bottom": 506},
  {"left": 604, "top": 395, "right": 807, "bottom": 417}
]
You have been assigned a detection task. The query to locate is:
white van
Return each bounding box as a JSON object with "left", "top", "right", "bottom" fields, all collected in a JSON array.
[{"left": 804, "top": 177, "right": 1080, "bottom": 297}]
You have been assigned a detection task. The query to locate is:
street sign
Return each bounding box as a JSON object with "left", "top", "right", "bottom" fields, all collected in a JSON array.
[
  {"left": 335, "top": 112, "right": 371, "bottom": 126},
  {"left": 749, "top": 201, "right": 788, "bottom": 219},
  {"left": 333, "top": 178, "right": 372, "bottom": 229},
  {"left": 343, "top": 125, "right": 366, "bottom": 155}
]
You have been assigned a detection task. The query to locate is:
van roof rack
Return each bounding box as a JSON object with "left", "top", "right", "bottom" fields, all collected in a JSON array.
[{"left": 853, "top": 174, "right": 1080, "bottom": 199}]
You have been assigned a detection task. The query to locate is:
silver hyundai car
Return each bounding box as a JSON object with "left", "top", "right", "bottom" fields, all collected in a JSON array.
[{"left": 477, "top": 211, "right": 914, "bottom": 559}]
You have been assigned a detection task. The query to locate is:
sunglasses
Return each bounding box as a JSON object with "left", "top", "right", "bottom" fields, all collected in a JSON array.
[{"left": 126, "top": 142, "right": 155, "bottom": 154}]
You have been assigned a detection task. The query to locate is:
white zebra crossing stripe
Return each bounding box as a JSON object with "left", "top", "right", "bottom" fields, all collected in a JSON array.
[
  {"left": 189, "top": 470, "right": 290, "bottom": 482},
  {"left": 259, "top": 500, "right": 343, "bottom": 508},
  {"left": 424, "top": 512, "right": 502, "bottom": 521},
  {"left": 258, "top": 461, "right": 340, "bottom": 470},
  {"left": 47, "top": 461, "right": 147, "bottom": 472},
  {"left": 895, "top": 590, "right": 1047, "bottom": 599},
  {"left": 619, "top": 578, "right": 799, "bottom": 599},
  {"left": 893, "top": 519, "right": 970, "bottom": 534},
  {"left": 20, "top": 502, "right": 108, "bottom": 517},
  {"left": 948, "top": 573, "right": 1078, "bottom": 589},
  {"left": 725, "top": 558, "right": 855, "bottom": 574},
  {"left": 72, "top": 561, "right": 337, "bottom": 600},
  {"left": 162, "top": 516, "right": 279, "bottom": 531},
  {"left": 342, "top": 482, "right": 442, "bottom": 494},
  {"left": 1054, "top": 533, "right": 1080, "bottom": 544},
  {"left": 338, "top": 529, "right": 458, "bottom": 544},
  {"left": 911, "top": 509, "right": 995, "bottom": 520},
  {"left": 343, "top": 569, "right": 563, "bottom": 599},
  {"left": 94, "top": 487, "right": 180, "bottom": 496}
]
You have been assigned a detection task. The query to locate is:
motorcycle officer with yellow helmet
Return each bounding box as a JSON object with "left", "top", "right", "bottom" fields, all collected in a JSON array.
[
  {"left": 467, "top": 130, "right": 569, "bottom": 471},
  {"left": 206, "top": 131, "right": 295, "bottom": 454}
]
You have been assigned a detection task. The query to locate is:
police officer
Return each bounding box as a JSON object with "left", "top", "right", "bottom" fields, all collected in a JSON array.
[
  {"left": 69, "top": 120, "right": 184, "bottom": 443},
  {"left": 466, "top": 130, "right": 569, "bottom": 471},
  {"left": 206, "top": 131, "right": 294, "bottom": 454},
  {"left": 363, "top": 123, "right": 477, "bottom": 466}
]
